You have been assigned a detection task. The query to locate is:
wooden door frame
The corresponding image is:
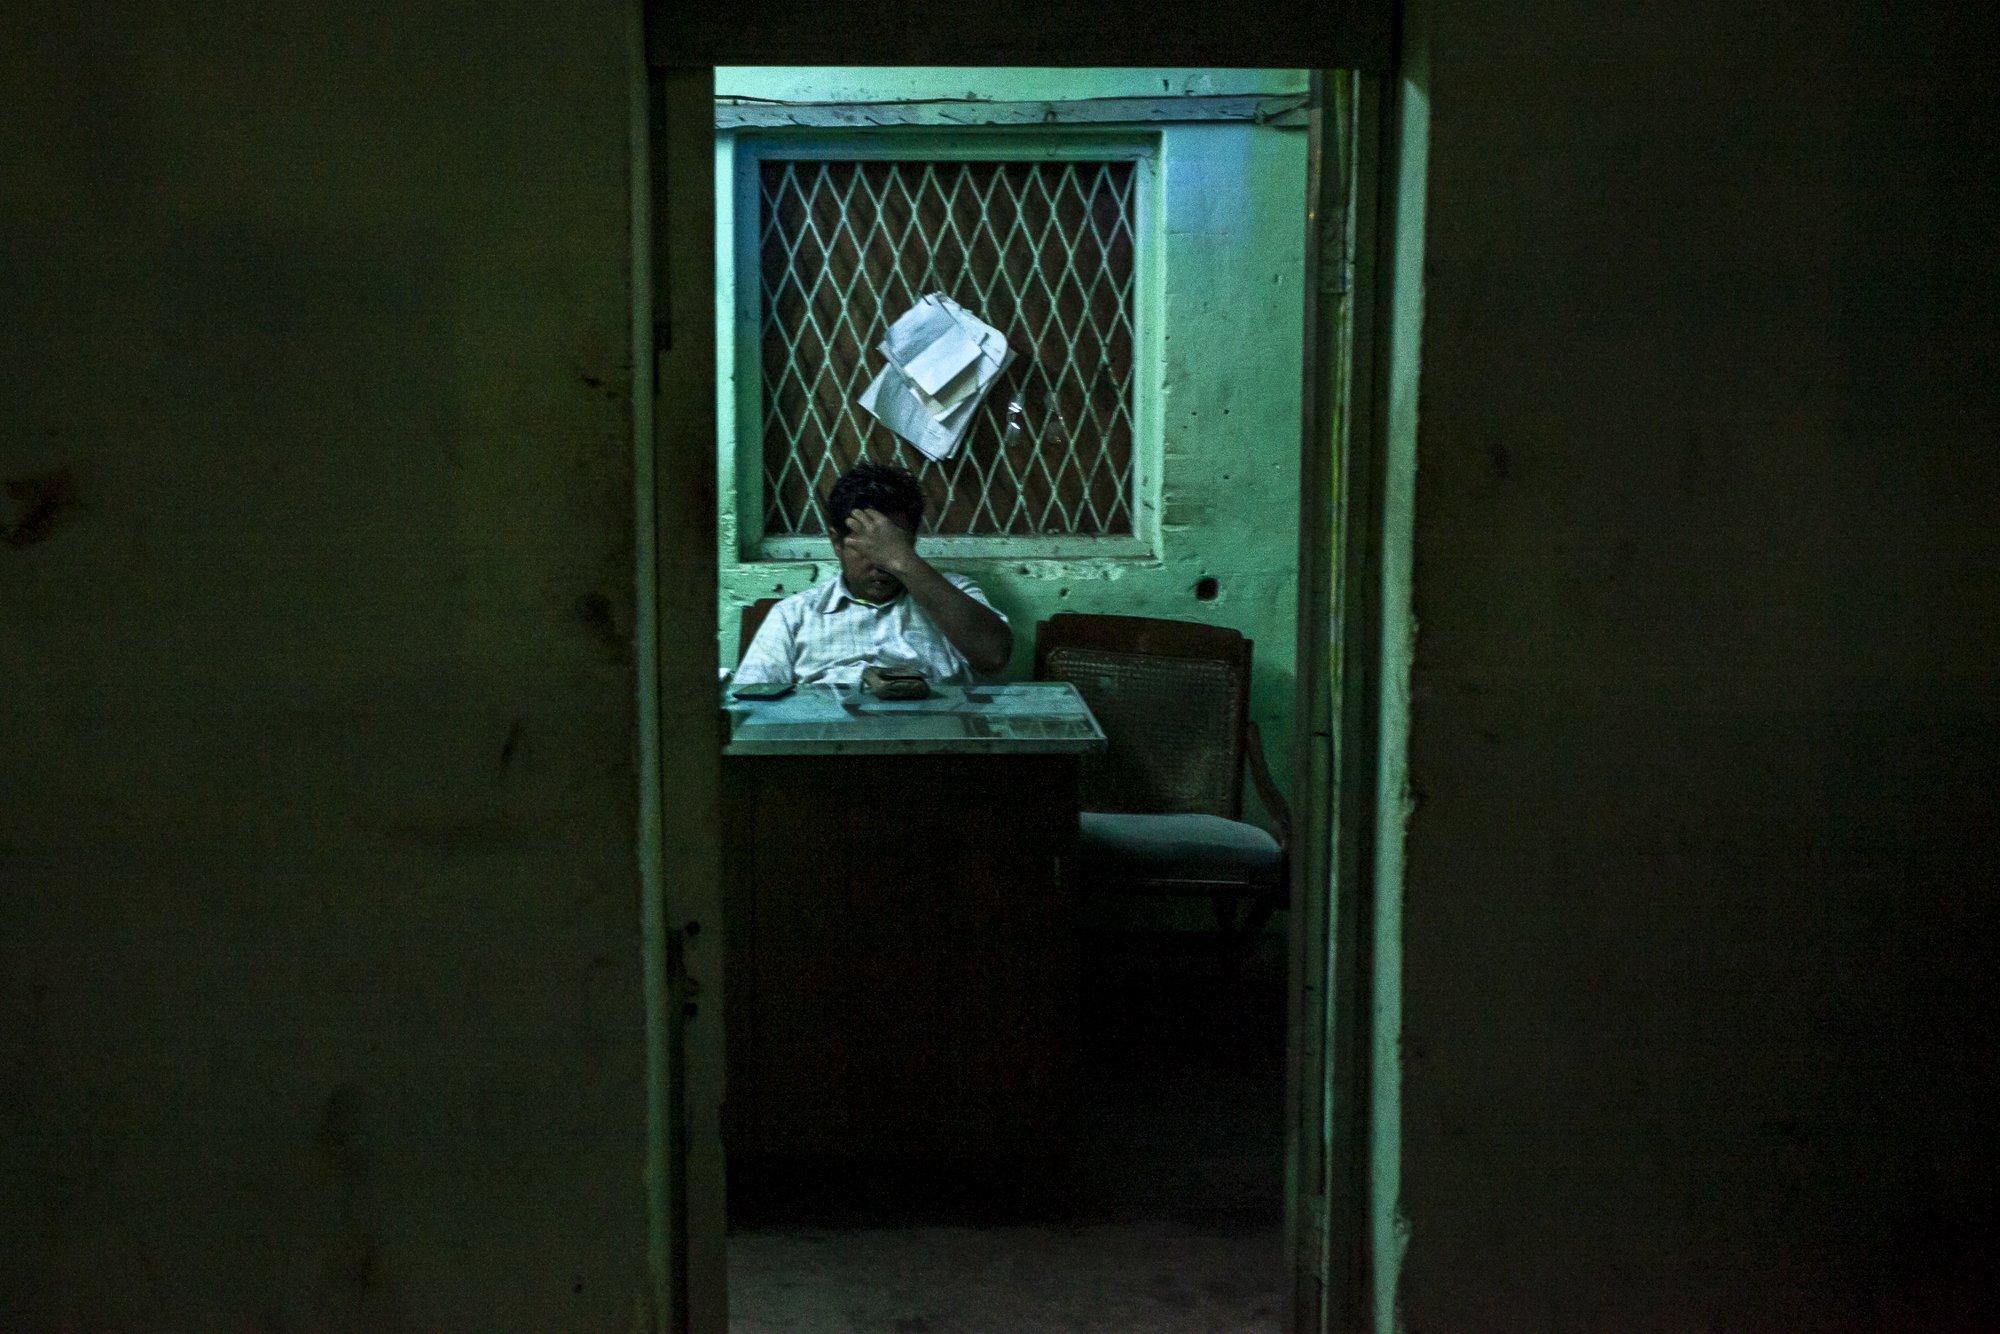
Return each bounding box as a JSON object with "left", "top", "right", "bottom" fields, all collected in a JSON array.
[
  {"left": 1290, "top": 58, "right": 1424, "bottom": 1334},
  {"left": 633, "top": 50, "right": 729, "bottom": 1334},
  {"left": 1287, "top": 66, "right": 1352, "bottom": 1334}
]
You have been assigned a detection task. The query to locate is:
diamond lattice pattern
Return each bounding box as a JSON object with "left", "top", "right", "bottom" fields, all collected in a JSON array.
[{"left": 758, "top": 157, "right": 1138, "bottom": 537}]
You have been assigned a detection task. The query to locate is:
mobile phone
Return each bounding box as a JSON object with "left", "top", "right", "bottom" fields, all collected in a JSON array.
[{"left": 730, "top": 680, "right": 795, "bottom": 700}]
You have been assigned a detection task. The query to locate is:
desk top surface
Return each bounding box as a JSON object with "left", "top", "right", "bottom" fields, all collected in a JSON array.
[{"left": 723, "top": 681, "right": 1106, "bottom": 757}]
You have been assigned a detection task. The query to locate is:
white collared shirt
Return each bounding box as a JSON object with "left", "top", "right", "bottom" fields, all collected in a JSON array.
[{"left": 732, "top": 573, "right": 1008, "bottom": 688}]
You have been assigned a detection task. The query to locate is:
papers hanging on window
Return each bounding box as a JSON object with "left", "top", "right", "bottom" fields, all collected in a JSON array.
[{"left": 859, "top": 294, "right": 1013, "bottom": 461}]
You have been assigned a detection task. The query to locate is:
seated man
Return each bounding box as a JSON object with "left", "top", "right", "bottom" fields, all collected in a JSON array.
[{"left": 733, "top": 460, "right": 1013, "bottom": 687}]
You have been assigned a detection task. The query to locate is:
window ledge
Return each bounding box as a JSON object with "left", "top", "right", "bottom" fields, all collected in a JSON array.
[{"left": 752, "top": 535, "right": 1158, "bottom": 563}]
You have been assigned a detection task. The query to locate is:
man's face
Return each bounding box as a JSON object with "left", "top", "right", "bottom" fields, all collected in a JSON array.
[{"left": 834, "top": 512, "right": 916, "bottom": 603}]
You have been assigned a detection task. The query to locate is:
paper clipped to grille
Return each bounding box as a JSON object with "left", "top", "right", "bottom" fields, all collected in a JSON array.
[{"left": 859, "top": 294, "right": 1014, "bottom": 461}]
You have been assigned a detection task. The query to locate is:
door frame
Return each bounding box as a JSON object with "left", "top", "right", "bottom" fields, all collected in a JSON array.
[
  {"left": 632, "top": 49, "right": 729, "bottom": 1334},
  {"left": 631, "top": 48, "right": 1421, "bottom": 1334},
  {"left": 1290, "top": 58, "right": 1424, "bottom": 1334}
]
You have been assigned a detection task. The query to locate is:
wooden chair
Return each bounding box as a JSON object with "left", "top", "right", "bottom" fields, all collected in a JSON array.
[{"left": 1032, "top": 613, "right": 1290, "bottom": 966}]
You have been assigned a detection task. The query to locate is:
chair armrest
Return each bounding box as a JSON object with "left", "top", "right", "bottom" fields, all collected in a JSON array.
[{"left": 1244, "top": 720, "right": 1291, "bottom": 849}]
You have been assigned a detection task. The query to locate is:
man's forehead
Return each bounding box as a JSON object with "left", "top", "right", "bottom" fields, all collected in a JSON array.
[{"left": 838, "top": 510, "right": 918, "bottom": 536}]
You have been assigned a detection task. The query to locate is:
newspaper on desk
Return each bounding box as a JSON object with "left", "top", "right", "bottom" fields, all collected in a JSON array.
[{"left": 858, "top": 294, "right": 1013, "bottom": 460}]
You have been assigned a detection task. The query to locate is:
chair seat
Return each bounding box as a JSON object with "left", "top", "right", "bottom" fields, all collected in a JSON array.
[{"left": 1075, "top": 811, "right": 1283, "bottom": 887}]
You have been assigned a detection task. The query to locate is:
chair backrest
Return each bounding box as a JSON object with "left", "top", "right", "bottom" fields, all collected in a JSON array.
[
  {"left": 738, "top": 597, "right": 783, "bottom": 657},
  {"left": 1033, "top": 613, "right": 1252, "bottom": 819}
]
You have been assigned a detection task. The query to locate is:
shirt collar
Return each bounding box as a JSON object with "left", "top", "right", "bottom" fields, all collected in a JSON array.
[{"left": 818, "top": 575, "right": 904, "bottom": 615}]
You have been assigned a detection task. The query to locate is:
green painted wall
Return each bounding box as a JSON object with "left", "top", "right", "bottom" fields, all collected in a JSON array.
[
  {"left": 712, "top": 67, "right": 1308, "bottom": 819},
  {"left": 718, "top": 66, "right": 1308, "bottom": 103},
  {"left": 0, "top": 1, "right": 651, "bottom": 1327},
  {"left": 1397, "top": 0, "right": 2000, "bottom": 1328}
]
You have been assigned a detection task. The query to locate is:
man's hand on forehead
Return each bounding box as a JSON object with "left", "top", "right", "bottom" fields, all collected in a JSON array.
[{"left": 842, "top": 508, "right": 918, "bottom": 574}]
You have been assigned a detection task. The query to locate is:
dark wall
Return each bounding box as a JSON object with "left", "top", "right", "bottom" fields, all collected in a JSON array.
[
  {"left": 0, "top": 1, "right": 651, "bottom": 1328},
  {"left": 6, "top": 0, "right": 1997, "bottom": 1326},
  {"left": 1401, "top": 0, "right": 2000, "bottom": 1328}
]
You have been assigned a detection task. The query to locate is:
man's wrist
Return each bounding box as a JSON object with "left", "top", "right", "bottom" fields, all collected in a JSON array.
[{"left": 883, "top": 548, "right": 926, "bottom": 579}]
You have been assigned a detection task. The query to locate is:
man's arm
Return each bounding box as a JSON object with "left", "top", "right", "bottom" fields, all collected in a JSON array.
[
  {"left": 731, "top": 599, "right": 800, "bottom": 684},
  {"left": 844, "top": 509, "right": 1012, "bottom": 676}
]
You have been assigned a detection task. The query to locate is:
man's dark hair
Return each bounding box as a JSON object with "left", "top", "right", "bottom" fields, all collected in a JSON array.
[{"left": 825, "top": 460, "right": 925, "bottom": 540}]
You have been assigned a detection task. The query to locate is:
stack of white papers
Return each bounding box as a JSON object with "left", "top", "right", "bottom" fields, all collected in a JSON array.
[{"left": 859, "top": 294, "right": 1013, "bottom": 461}]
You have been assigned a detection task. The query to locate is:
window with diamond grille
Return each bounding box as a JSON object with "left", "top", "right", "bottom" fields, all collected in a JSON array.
[{"left": 755, "top": 154, "right": 1141, "bottom": 539}]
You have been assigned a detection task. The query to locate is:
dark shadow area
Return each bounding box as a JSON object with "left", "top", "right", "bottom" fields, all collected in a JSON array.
[{"left": 728, "top": 940, "right": 1287, "bottom": 1232}]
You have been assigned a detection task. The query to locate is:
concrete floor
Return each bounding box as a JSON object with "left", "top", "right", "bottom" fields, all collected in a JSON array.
[{"left": 727, "top": 941, "right": 1288, "bottom": 1332}]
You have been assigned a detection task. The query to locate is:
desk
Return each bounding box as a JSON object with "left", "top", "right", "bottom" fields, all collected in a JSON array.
[{"left": 721, "top": 683, "right": 1104, "bottom": 1155}]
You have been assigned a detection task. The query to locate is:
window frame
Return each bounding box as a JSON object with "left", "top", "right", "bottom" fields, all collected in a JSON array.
[{"left": 718, "top": 124, "right": 1165, "bottom": 562}]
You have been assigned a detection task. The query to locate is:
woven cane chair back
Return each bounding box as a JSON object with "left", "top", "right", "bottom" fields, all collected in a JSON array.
[{"left": 1034, "top": 615, "right": 1251, "bottom": 819}]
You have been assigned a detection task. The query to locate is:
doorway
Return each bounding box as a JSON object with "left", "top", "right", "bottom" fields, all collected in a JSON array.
[
  {"left": 712, "top": 64, "right": 1300, "bottom": 1332},
  {"left": 637, "top": 50, "right": 1410, "bottom": 1334}
]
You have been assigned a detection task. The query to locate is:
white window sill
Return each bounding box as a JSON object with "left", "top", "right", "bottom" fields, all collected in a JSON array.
[{"left": 751, "top": 535, "right": 1159, "bottom": 563}]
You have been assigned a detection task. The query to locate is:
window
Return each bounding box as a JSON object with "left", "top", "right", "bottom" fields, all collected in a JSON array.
[{"left": 732, "top": 137, "right": 1155, "bottom": 551}]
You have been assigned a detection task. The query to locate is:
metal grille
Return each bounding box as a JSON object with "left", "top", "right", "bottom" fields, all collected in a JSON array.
[{"left": 756, "top": 156, "right": 1138, "bottom": 538}]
